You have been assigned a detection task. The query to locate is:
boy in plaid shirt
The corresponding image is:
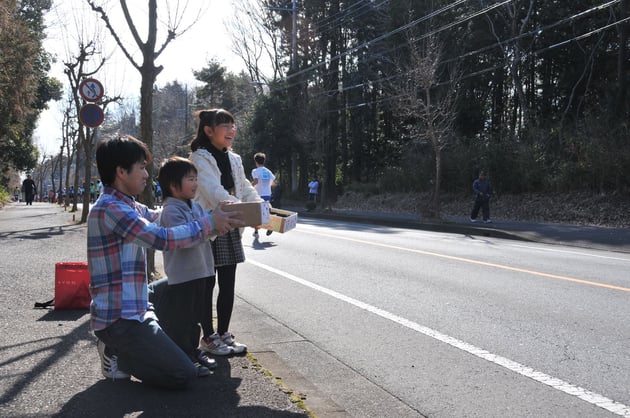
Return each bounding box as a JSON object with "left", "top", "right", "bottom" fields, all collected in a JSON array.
[{"left": 88, "top": 136, "right": 241, "bottom": 389}]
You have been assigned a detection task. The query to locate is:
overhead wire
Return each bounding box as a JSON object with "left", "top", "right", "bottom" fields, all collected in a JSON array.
[
  {"left": 286, "top": 0, "right": 474, "bottom": 80},
  {"left": 314, "top": 0, "right": 390, "bottom": 35},
  {"left": 321, "top": 2, "right": 629, "bottom": 112},
  {"left": 306, "top": 0, "right": 624, "bottom": 101},
  {"left": 252, "top": 0, "right": 625, "bottom": 114}
]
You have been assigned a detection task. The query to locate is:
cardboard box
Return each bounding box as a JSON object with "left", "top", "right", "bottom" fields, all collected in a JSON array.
[
  {"left": 222, "top": 201, "right": 270, "bottom": 227},
  {"left": 263, "top": 208, "right": 298, "bottom": 233}
]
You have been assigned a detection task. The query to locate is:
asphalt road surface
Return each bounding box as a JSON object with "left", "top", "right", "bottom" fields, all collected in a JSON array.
[{"left": 239, "top": 216, "right": 630, "bottom": 418}]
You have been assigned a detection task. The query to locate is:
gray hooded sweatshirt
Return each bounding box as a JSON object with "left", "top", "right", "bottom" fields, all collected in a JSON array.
[{"left": 160, "top": 197, "right": 215, "bottom": 284}]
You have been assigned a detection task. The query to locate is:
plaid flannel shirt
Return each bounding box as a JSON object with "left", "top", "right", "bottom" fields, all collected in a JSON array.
[{"left": 87, "top": 187, "right": 213, "bottom": 331}]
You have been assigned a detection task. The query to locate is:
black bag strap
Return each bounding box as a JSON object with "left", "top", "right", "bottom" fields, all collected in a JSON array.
[{"left": 34, "top": 299, "right": 55, "bottom": 309}]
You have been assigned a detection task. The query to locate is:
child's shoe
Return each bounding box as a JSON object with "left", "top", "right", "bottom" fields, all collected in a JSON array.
[
  {"left": 199, "top": 334, "right": 233, "bottom": 356},
  {"left": 220, "top": 332, "right": 247, "bottom": 354}
]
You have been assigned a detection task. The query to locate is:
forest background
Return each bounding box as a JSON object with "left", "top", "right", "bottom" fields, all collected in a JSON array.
[{"left": 1, "top": 0, "right": 629, "bottom": 227}]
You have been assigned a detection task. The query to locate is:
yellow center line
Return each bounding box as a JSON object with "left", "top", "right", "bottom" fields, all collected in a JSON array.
[{"left": 300, "top": 229, "right": 630, "bottom": 293}]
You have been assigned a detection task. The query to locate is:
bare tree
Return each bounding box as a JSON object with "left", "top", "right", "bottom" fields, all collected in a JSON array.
[
  {"left": 228, "top": 0, "right": 284, "bottom": 87},
  {"left": 64, "top": 40, "right": 103, "bottom": 221},
  {"left": 32, "top": 152, "right": 50, "bottom": 202},
  {"left": 87, "top": 0, "right": 202, "bottom": 204},
  {"left": 87, "top": 0, "right": 203, "bottom": 277},
  {"left": 395, "top": 35, "right": 459, "bottom": 219}
]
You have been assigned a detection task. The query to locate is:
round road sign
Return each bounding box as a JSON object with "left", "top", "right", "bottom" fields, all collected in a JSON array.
[
  {"left": 79, "top": 104, "right": 104, "bottom": 128},
  {"left": 79, "top": 78, "right": 104, "bottom": 102}
]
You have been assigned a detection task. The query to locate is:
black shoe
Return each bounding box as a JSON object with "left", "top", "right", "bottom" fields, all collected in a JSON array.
[
  {"left": 194, "top": 362, "right": 211, "bottom": 377},
  {"left": 266, "top": 230, "right": 273, "bottom": 236},
  {"left": 196, "top": 350, "right": 217, "bottom": 370}
]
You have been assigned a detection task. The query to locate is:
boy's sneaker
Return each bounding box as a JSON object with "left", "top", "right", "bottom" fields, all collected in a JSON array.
[
  {"left": 483, "top": 219, "right": 492, "bottom": 223},
  {"left": 469, "top": 218, "right": 478, "bottom": 223},
  {"left": 265, "top": 229, "right": 273, "bottom": 236},
  {"left": 199, "top": 334, "right": 233, "bottom": 356},
  {"left": 97, "top": 340, "right": 130, "bottom": 380},
  {"left": 220, "top": 332, "right": 247, "bottom": 354},
  {"left": 194, "top": 362, "right": 211, "bottom": 377},
  {"left": 253, "top": 230, "right": 259, "bottom": 238},
  {"left": 196, "top": 350, "right": 217, "bottom": 369}
]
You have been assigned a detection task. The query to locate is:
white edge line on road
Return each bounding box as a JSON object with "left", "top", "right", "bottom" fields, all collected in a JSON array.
[{"left": 246, "top": 258, "right": 630, "bottom": 418}]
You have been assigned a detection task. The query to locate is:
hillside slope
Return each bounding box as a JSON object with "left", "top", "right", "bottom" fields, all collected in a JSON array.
[{"left": 333, "top": 191, "right": 630, "bottom": 228}]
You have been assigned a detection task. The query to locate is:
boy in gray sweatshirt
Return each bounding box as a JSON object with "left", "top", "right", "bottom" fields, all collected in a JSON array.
[{"left": 156, "top": 156, "right": 219, "bottom": 376}]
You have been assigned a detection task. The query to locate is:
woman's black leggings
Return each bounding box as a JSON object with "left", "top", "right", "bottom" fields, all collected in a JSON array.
[{"left": 216, "top": 264, "right": 237, "bottom": 335}]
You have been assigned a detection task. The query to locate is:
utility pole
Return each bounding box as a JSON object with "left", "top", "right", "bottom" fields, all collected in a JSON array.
[{"left": 291, "top": 0, "right": 297, "bottom": 71}]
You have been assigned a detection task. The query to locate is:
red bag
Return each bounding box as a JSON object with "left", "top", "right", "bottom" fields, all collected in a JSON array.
[{"left": 54, "top": 262, "right": 91, "bottom": 310}]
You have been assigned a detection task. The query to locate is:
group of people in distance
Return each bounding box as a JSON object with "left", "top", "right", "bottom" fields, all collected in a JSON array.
[{"left": 88, "top": 109, "right": 275, "bottom": 388}]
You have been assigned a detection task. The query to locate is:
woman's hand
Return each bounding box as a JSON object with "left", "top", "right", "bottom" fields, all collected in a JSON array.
[{"left": 211, "top": 202, "right": 244, "bottom": 235}]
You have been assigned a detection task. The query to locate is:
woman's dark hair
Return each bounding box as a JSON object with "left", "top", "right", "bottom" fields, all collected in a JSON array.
[
  {"left": 190, "top": 108, "right": 235, "bottom": 151},
  {"left": 157, "top": 156, "right": 197, "bottom": 199},
  {"left": 96, "top": 135, "right": 152, "bottom": 186}
]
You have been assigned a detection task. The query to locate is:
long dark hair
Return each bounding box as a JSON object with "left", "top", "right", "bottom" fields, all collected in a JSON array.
[{"left": 190, "top": 109, "right": 235, "bottom": 152}]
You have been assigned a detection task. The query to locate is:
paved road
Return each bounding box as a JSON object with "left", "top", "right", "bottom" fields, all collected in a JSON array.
[
  {"left": 2, "top": 201, "right": 626, "bottom": 417},
  {"left": 239, "top": 215, "right": 630, "bottom": 417},
  {"left": 292, "top": 207, "right": 630, "bottom": 254}
]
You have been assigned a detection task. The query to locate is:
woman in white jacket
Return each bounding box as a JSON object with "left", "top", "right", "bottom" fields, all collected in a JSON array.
[{"left": 190, "top": 109, "right": 261, "bottom": 355}]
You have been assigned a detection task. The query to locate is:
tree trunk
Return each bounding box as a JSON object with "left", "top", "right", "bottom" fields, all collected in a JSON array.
[{"left": 616, "top": 0, "right": 629, "bottom": 117}]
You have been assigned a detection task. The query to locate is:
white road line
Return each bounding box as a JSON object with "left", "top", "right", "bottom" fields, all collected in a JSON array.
[
  {"left": 247, "top": 258, "right": 630, "bottom": 417},
  {"left": 507, "top": 242, "right": 630, "bottom": 262}
]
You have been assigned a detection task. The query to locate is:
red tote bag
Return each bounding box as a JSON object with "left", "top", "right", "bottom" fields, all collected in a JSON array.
[{"left": 54, "top": 262, "right": 91, "bottom": 310}]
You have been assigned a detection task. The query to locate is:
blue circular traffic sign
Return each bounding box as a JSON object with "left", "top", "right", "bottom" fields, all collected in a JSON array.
[
  {"left": 79, "top": 104, "right": 104, "bottom": 128},
  {"left": 79, "top": 78, "right": 104, "bottom": 102}
]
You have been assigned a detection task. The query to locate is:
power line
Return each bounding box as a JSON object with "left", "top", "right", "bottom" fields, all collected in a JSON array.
[
  {"left": 307, "top": 0, "right": 623, "bottom": 99},
  {"left": 315, "top": 0, "right": 390, "bottom": 35},
  {"left": 286, "top": 0, "right": 476, "bottom": 80},
  {"left": 322, "top": 12, "right": 630, "bottom": 114},
  {"left": 283, "top": 0, "right": 515, "bottom": 96}
]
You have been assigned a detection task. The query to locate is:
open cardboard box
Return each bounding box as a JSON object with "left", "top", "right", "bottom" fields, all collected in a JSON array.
[
  {"left": 262, "top": 208, "right": 298, "bottom": 233},
  {"left": 222, "top": 201, "right": 270, "bottom": 227}
]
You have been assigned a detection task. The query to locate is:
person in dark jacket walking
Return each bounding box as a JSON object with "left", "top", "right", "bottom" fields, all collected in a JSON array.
[
  {"left": 22, "top": 174, "right": 37, "bottom": 205},
  {"left": 470, "top": 171, "right": 492, "bottom": 223}
]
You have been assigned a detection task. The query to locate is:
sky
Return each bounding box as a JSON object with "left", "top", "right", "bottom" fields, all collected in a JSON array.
[{"left": 34, "top": 0, "right": 250, "bottom": 156}]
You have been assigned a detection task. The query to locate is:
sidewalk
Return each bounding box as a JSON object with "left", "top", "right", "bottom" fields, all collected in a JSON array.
[{"left": 0, "top": 202, "right": 311, "bottom": 418}]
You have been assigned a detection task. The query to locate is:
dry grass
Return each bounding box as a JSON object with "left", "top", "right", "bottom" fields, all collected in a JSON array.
[{"left": 332, "top": 191, "right": 630, "bottom": 228}]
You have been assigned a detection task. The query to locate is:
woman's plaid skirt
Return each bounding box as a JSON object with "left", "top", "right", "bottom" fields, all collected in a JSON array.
[{"left": 211, "top": 229, "right": 245, "bottom": 267}]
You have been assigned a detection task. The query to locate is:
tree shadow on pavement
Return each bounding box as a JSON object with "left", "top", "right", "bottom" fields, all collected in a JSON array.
[
  {"left": 0, "top": 224, "right": 83, "bottom": 240},
  {"left": 53, "top": 358, "right": 307, "bottom": 418}
]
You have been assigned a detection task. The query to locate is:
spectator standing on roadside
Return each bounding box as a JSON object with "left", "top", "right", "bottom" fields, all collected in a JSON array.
[
  {"left": 155, "top": 156, "right": 219, "bottom": 377},
  {"left": 308, "top": 177, "right": 319, "bottom": 202},
  {"left": 90, "top": 182, "right": 97, "bottom": 202},
  {"left": 190, "top": 108, "right": 261, "bottom": 356},
  {"left": 251, "top": 152, "right": 276, "bottom": 238},
  {"left": 97, "top": 179, "right": 103, "bottom": 199},
  {"left": 470, "top": 170, "right": 492, "bottom": 223},
  {"left": 22, "top": 174, "right": 37, "bottom": 205},
  {"left": 88, "top": 135, "right": 242, "bottom": 389}
]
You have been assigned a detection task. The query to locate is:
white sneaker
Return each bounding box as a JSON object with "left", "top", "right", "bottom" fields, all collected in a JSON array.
[
  {"left": 199, "top": 334, "right": 233, "bottom": 356},
  {"left": 97, "top": 340, "right": 130, "bottom": 380},
  {"left": 220, "top": 332, "right": 247, "bottom": 354}
]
